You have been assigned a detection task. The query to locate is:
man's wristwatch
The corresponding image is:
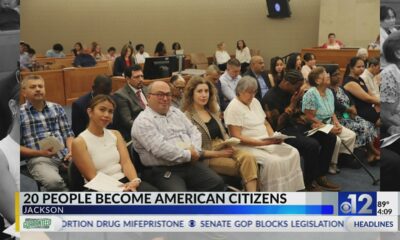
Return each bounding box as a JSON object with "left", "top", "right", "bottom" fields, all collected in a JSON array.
[{"left": 198, "top": 150, "right": 205, "bottom": 160}]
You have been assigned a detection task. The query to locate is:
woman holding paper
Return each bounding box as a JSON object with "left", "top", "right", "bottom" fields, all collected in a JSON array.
[
  {"left": 224, "top": 76, "right": 304, "bottom": 192},
  {"left": 182, "top": 76, "right": 258, "bottom": 191},
  {"left": 302, "top": 67, "right": 356, "bottom": 173},
  {"left": 72, "top": 95, "right": 157, "bottom": 192}
]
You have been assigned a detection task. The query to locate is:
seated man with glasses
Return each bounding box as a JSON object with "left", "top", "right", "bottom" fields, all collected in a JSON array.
[
  {"left": 113, "top": 64, "right": 147, "bottom": 141},
  {"left": 132, "top": 81, "right": 225, "bottom": 191}
]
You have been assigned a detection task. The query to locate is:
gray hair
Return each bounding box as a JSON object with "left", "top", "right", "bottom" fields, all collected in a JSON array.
[
  {"left": 235, "top": 76, "right": 258, "bottom": 96},
  {"left": 356, "top": 48, "right": 368, "bottom": 57}
]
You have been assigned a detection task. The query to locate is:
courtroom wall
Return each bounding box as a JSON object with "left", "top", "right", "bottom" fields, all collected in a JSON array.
[
  {"left": 21, "top": 0, "right": 321, "bottom": 65},
  {"left": 318, "top": 0, "right": 379, "bottom": 48}
]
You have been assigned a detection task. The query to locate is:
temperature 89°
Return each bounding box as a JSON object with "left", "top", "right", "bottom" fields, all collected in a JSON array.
[{"left": 377, "top": 201, "right": 390, "bottom": 208}]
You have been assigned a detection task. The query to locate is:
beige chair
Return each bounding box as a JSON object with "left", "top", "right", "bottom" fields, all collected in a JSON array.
[{"left": 189, "top": 53, "right": 209, "bottom": 69}]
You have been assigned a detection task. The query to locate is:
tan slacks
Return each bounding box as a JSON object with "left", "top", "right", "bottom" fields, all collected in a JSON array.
[{"left": 204, "top": 139, "right": 258, "bottom": 184}]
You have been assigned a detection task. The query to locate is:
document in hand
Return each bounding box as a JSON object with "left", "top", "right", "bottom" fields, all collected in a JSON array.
[
  {"left": 84, "top": 172, "right": 125, "bottom": 192},
  {"left": 380, "top": 133, "right": 400, "bottom": 148},
  {"left": 306, "top": 124, "right": 334, "bottom": 136},
  {"left": 213, "top": 137, "right": 241, "bottom": 150},
  {"left": 261, "top": 132, "right": 296, "bottom": 140},
  {"left": 37, "top": 136, "right": 64, "bottom": 154}
]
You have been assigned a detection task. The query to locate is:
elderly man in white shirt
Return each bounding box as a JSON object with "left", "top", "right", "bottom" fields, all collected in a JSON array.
[
  {"left": 131, "top": 81, "right": 225, "bottom": 192},
  {"left": 219, "top": 58, "right": 242, "bottom": 106}
]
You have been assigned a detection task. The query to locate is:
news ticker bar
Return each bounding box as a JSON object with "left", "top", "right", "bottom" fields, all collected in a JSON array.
[
  {"left": 19, "top": 216, "right": 399, "bottom": 232},
  {"left": 16, "top": 192, "right": 400, "bottom": 232},
  {"left": 19, "top": 192, "right": 398, "bottom": 216}
]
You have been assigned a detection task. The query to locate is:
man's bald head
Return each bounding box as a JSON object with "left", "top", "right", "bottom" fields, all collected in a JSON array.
[
  {"left": 147, "top": 81, "right": 172, "bottom": 115},
  {"left": 250, "top": 56, "right": 265, "bottom": 74}
]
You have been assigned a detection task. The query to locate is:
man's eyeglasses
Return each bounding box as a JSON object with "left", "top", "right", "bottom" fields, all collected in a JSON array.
[{"left": 149, "top": 92, "right": 172, "bottom": 99}]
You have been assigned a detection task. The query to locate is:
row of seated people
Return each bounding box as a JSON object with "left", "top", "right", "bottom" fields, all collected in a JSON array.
[
  {"left": 20, "top": 58, "right": 367, "bottom": 193},
  {"left": 21, "top": 48, "right": 383, "bottom": 191}
]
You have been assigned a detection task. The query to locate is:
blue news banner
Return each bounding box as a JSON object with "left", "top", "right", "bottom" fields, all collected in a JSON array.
[{"left": 18, "top": 192, "right": 398, "bottom": 232}]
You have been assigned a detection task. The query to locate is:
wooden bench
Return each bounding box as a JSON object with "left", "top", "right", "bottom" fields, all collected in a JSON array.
[
  {"left": 63, "top": 65, "right": 111, "bottom": 105},
  {"left": 301, "top": 48, "right": 380, "bottom": 69}
]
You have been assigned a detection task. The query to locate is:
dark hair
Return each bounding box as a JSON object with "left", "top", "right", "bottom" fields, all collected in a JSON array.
[
  {"left": 107, "top": 47, "right": 116, "bottom": 53},
  {"left": 0, "top": 71, "right": 19, "bottom": 139},
  {"left": 172, "top": 42, "right": 181, "bottom": 51},
  {"left": 53, "top": 43, "right": 63, "bottom": 52},
  {"left": 135, "top": 44, "right": 144, "bottom": 52},
  {"left": 348, "top": 56, "right": 364, "bottom": 69},
  {"left": 368, "top": 57, "right": 380, "bottom": 67},
  {"left": 227, "top": 58, "right": 241, "bottom": 67},
  {"left": 270, "top": 56, "right": 284, "bottom": 84},
  {"left": 72, "top": 42, "right": 83, "bottom": 56},
  {"left": 236, "top": 40, "right": 246, "bottom": 50},
  {"left": 381, "top": 5, "right": 396, "bottom": 21},
  {"left": 154, "top": 41, "right": 166, "bottom": 56},
  {"left": 308, "top": 67, "right": 325, "bottom": 87},
  {"left": 328, "top": 33, "right": 336, "bottom": 38},
  {"left": 383, "top": 31, "right": 400, "bottom": 64},
  {"left": 27, "top": 48, "right": 36, "bottom": 55},
  {"left": 303, "top": 53, "right": 315, "bottom": 62},
  {"left": 91, "top": 42, "right": 99, "bottom": 53},
  {"left": 75, "top": 42, "right": 83, "bottom": 50},
  {"left": 88, "top": 94, "right": 116, "bottom": 110},
  {"left": 170, "top": 75, "right": 180, "bottom": 84},
  {"left": 124, "top": 64, "right": 142, "bottom": 78},
  {"left": 286, "top": 52, "right": 301, "bottom": 70},
  {"left": 120, "top": 43, "right": 134, "bottom": 57},
  {"left": 92, "top": 75, "right": 112, "bottom": 95},
  {"left": 284, "top": 69, "right": 304, "bottom": 85}
]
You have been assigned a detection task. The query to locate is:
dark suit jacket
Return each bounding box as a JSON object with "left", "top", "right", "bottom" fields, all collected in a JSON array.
[
  {"left": 243, "top": 69, "right": 272, "bottom": 103},
  {"left": 71, "top": 92, "right": 92, "bottom": 136},
  {"left": 113, "top": 84, "right": 147, "bottom": 141}
]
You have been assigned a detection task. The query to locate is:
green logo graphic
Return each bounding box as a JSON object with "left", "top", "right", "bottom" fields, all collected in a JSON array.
[{"left": 23, "top": 218, "right": 52, "bottom": 229}]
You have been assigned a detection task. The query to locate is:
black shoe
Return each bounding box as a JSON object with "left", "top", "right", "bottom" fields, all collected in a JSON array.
[{"left": 338, "top": 154, "right": 362, "bottom": 169}]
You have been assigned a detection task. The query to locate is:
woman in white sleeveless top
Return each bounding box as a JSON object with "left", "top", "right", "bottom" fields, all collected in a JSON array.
[{"left": 72, "top": 95, "right": 157, "bottom": 191}]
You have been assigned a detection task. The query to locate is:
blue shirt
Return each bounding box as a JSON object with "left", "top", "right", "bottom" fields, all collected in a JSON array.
[
  {"left": 254, "top": 71, "right": 268, "bottom": 98},
  {"left": 20, "top": 101, "right": 74, "bottom": 160}
]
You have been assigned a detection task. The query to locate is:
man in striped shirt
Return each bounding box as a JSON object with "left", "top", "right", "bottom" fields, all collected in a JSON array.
[
  {"left": 132, "top": 81, "right": 224, "bottom": 191},
  {"left": 20, "top": 75, "right": 74, "bottom": 191}
]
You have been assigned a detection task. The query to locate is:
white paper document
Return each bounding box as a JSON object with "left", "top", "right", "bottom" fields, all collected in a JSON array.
[
  {"left": 37, "top": 136, "right": 64, "bottom": 154},
  {"left": 380, "top": 133, "right": 400, "bottom": 148},
  {"left": 214, "top": 137, "right": 241, "bottom": 150},
  {"left": 306, "top": 124, "right": 334, "bottom": 136},
  {"left": 261, "top": 132, "right": 296, "bottom": 140},
  {"left": 3, "top": 223, "right": 19, "bottom": 238},
  {"left": 84, "top": 172, "right": 124, "bottom": 192}
]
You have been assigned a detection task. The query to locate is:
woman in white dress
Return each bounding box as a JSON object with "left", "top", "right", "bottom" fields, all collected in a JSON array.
[
  {"left": 224, "top": 76, "right": 304, "bottom": 191},
  {"left": 215, "top": 42, "right": 231, "bottom": 71},
  {"left": 235, "top": 40, "right": 251, "bottom": 74},
  {"left": 0, "top": 71, "right": 19, "bottom": 227},
  {"left": 72, "top": 95, "right": 157, "bottom": 192}
]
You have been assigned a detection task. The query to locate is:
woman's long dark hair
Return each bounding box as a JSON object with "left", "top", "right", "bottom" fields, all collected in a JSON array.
[{"left": 0, "top": 70, "right": 19, "bottom": 139}]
